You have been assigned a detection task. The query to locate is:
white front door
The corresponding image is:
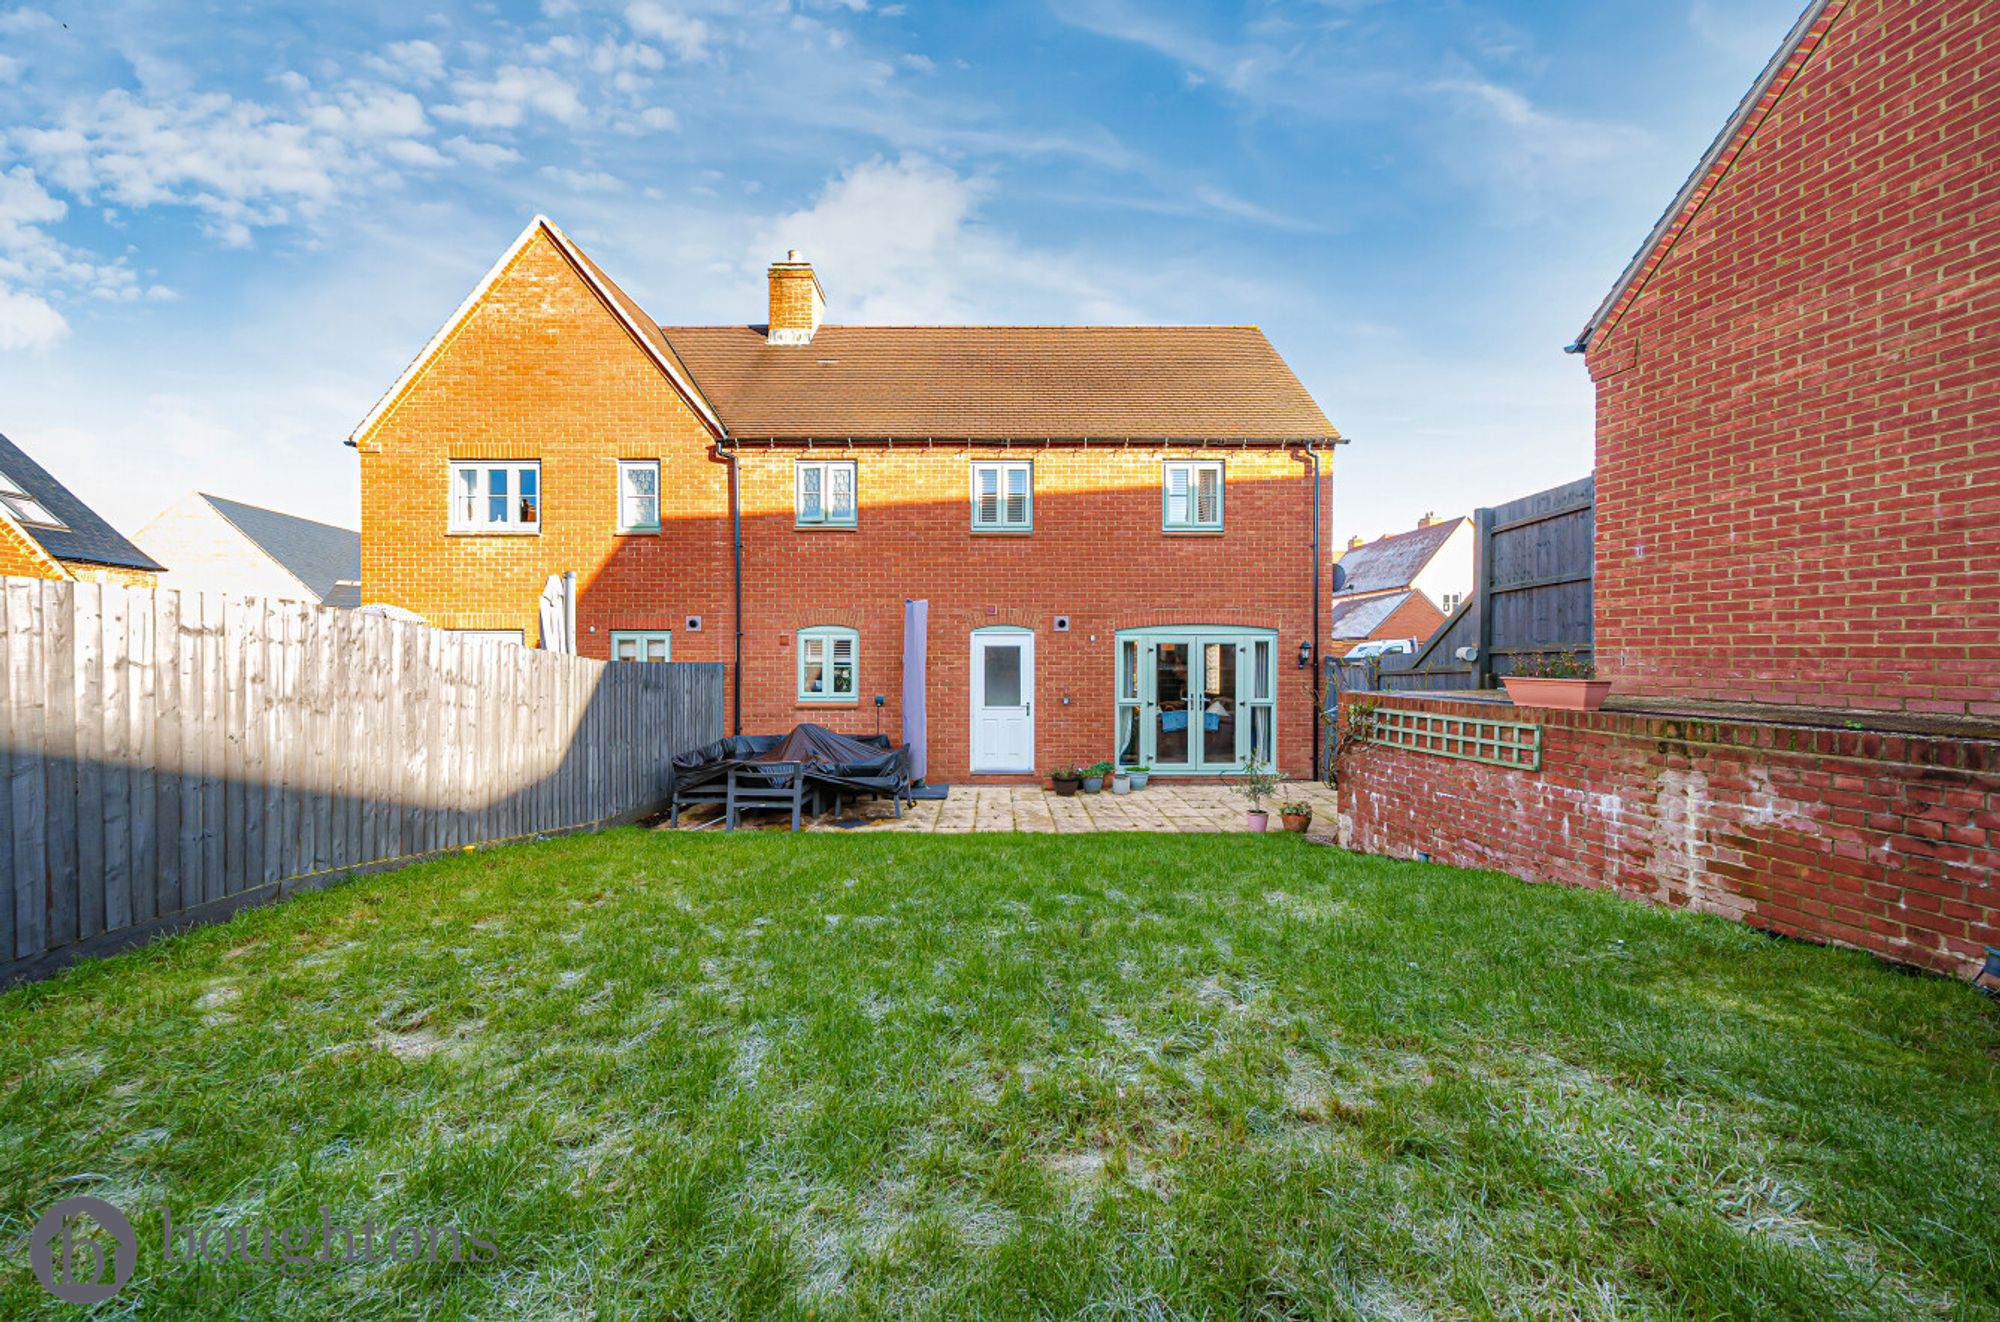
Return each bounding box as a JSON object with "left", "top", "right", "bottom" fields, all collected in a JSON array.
[{"left": 970, "top": 628, "right": 1035, "bottom": 773}]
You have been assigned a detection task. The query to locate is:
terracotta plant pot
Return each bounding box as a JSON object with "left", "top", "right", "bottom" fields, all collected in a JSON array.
[
  {"left": 1052, "top": 777, "right": 1080, "bottom": 797},
  {"left": 1246, "top": 810, "right": 1269, "bottom": 832},
  {"left": 1281, "top": 812, "right": 1312, "bottom": 833},
  {"left": 1502, "top": 677, "right": 1614, "bottom": 711}
]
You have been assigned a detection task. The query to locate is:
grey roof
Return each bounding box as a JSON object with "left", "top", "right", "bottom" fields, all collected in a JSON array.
[
  {"left": 1329, "top": 591, "right": 1414, "bottom": 639},
  {"left": 1332, "top": 519, "right": 1463, "bottom": 595},
  {"left": 0, "top": 430, "right": 163, "bottom": 572},
  {"left": 202, "top": 495, "right": 361, "bottom": 607}
]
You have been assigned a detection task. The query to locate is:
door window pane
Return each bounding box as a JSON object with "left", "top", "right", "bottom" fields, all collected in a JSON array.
[
  {"left": 1203, "top": 644, "right": 1237, "bottom": 764},
  {"left": 1154, "top": 641, "right": 1191, "bottom": 766},
  {"left": 983, "top": 643, "right": 1022, "bottom": 708}
]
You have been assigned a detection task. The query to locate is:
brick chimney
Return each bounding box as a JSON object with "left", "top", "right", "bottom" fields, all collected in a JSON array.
[
  {"left": 1416, "top": 511, "right": 1439, "bottom": 528},
  {"left": 767, "top": 250, "right": 825, "bottom": 345},
  {"left": 1347, "top": 534, "right": 1365, "bottom": 550}
]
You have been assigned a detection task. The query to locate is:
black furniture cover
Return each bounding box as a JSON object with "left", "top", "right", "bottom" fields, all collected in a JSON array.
[{"left": 672, "top": 724, "right": 908, "bottom": 796}]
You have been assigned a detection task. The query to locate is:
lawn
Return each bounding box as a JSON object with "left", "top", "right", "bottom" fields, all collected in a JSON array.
[{"left": 2, "top": 832, "right": 1997, "bottom": 1320}]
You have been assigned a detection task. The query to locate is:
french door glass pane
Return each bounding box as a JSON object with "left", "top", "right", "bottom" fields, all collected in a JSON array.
[
  {"left": 1154, "top": 641, "right": 1192, "bottom": 766},
  {"left": 1203, "top": 644, "right": 1237, "bottom": 763},
  {"left": 982, "top": 643, "right": 1021, "bottom": 707},
  {"left": 1249, "top": 706, "right": 1273, "bottom": 764},
  {"left": 1254, "top": 640, "right": 1271, "bottom": 700},
  {"left": 1117, "top": 707, "right": 1140, "bottom": 765}
]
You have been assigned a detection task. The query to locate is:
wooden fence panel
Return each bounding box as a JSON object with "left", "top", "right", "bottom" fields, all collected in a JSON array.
[{"left": 0, "top": 578, "right": 725, "bottom": 981}]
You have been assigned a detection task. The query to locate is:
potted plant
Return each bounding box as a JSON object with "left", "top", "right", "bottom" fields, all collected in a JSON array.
[
  {"left": 1127, "top": 765, "right": 1151, "bottom": 790},
  {"left": 1234, "top": 757, "right": 1285, "bottom": 831},
  {"left": 1050, "top": 766, "right": 1082, "bottom": 797},
  {"left": 1279, "top": 800, "right": 1314, "bottom": 833},
  {"left": 1502, "top": 651, "right": 1612, "bottom": 712},
  {"left": 1111, "top": 770, "right": 1132, "bottom": 794},
  {"left": 1083, "top": 761, "right": 1109, "bottom": 793}
]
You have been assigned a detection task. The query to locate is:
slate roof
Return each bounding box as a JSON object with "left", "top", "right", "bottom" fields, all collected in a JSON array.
[
  {"left": 660, "top": 325, "right": 1340, "bottom": 441},
  {"left": 1328, "top": 591, "right": 1414, "bottom": 639},
  {"left": 201, "top": 495, "right": 361, "bottom": 607},
  {"left": 0, "top": 430, "right": 163, "bottom": 572},
  {"left": 1332, "top": 518, "right": 1465, "bottom": 596}
]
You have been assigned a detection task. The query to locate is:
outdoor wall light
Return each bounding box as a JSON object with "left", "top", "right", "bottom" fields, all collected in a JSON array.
[{"left": 1297, "top": 640, "right": 1314, "bottom": 670}]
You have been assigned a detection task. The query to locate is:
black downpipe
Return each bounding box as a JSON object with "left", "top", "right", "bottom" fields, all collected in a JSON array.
[{"left": 1301, "top": 446, "right": 1323, "bottom": 777}]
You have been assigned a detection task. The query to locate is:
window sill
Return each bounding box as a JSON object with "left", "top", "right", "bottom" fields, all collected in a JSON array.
[
  {"left": 447, "top": 527, "right": 542, "bottom": 536},
  {"left": 795, "top": 523, "right": 860, "bottom": 532},
  {"left": 970, "top": 527, "right": 1034, "bottom": 536},
  {"left": 1162, "top": 527, "right": 1226, "bottom": 536},
  {"left": 795, "top": 696, "right": 860, "bottom": 706},
  {"left": 615, "top": 527, "right": 662, "bottom": 537}
]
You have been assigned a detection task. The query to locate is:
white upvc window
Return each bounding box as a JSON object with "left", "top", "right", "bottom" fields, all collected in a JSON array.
[
  {"left": 1441, "top": 592, "right": 1463, "bottom": 615},
  {"left": 797, "top": 626, "right": 858, "bottom": 702},
  {"left": 971, "top": 460, "right": 1033, "bottom": 532},
  {"left": 449, "top": 460, "right": 541, "bottom": 533},
  {"left": 1163, "top": 460, "right": 1224, "bottom": 531},
  {"left": 0, "top": 468, "right": 64, "bottom": 529},
  {"left": 618, "top": 460, "right": 660, "bottom": 533},
  {"left": 611, "top": 630, "right": 672, "bottom": 662},
  {"left": 795, "top": 459, "right": 857, "bottom": 527}
]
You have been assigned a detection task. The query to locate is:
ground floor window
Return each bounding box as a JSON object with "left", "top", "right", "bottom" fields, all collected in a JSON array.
[
  {"left": 610, "top": 630, "right": 672, "bottom": 662},
  {"left": 1115, "top": 626, "right": 1276, "bottom": 772},
  {"left": 798, "top": 626, "right": 858, "bottom": 702}
]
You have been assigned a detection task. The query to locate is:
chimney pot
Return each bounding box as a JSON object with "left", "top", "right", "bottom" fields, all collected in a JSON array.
[
  {"left": 767, "top": 250, "right": 825, "bottom": 345},
  {"left": 1347, "top": 534, "right": 1365, "bottom": 550},
  {"left": 1417, "top": 511, "right": 1438, "bottom": 528}
]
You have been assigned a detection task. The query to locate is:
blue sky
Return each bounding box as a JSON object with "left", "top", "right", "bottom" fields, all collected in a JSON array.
[{"left": 0, "top": 0, "right": 1807, "bottom": 541}]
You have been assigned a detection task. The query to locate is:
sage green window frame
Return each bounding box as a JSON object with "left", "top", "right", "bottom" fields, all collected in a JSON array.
[
  {"left": 610, "top": 630, "right": 672, "bottom": 662},
  {"left": 617, "top": 459, "right": 661, "bottom": 534},
  {"left": 1162, "top": 459, "right": 1224, "bottom": 532},
  {"left": 797, "top": 626, "right": 859, "bottom": 703},
  {"left": 795, "top": 459, "right": 857, "bottom": 528},
  {"left": 1114, "top": 625, "right": 1276, "bottom": 773},
  {"left": 970, "top": 459, "right": 1033, "bottom": 532}
]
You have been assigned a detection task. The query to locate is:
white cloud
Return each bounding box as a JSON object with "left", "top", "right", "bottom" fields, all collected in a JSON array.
[
  {"left": 0, "top": 7, "right": 55, "bottom": 34},
  {"left": 436, "top": 65, "right": 585, "bottom": 127},
  {"left": 0, "top": 285, "right": 69, "bottom": 350},
  {"left": 442, "top": 135, "right": 523, "bottom": 167},
  {"left": 624, "top": 2, "right": 712, "bottom": 63},
  {"left": 367, "top": 38, "right": 447, "bottom": 84},
  {"left": 539, "top": 166, "right": 623, "bottom": 193}
]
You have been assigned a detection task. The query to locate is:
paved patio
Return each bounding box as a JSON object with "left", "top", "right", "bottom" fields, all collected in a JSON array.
[{"left": 661, "top": 780, "right": 1343, "bottom": 835}]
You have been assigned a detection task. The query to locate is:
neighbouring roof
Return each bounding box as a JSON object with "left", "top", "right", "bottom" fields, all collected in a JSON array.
[
  {"left": 201, "top": 494, "right": 362, "bottom": 607},
  {"left": 1329, "top": 591, "right": 1414, "bottom": 639},
  {"left": 1333, "top": 519, "right": 1464, "bottom": 595},
  {"left": 1571, "top": 0, "right": 1845, "bottom": 353},
  {"left": 0, "top": 430, "right": 163, "bottom": 572},
  {"left": 659, "top": 325, "right": 1340, "bottom": 440}
]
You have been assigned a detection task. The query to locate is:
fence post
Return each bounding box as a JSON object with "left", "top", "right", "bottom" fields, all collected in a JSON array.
[{"left": 1472, "top": 505, "right": 1496, "bottom": 689}]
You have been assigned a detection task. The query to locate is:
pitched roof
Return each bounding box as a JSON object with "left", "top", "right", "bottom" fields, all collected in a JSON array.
[
  {"left": 1571, "top": 0, "right": 1847, "bottom": 353},
  {"left": 1329, "top": 591, "right": 1414, "bottom": 639},
  {"left": 349, "top": 215, "right": 723, "bottom": 446},
  {"left": 0, "top": 430, "right": 163, "bottom": 572},
  {"left": 201, "top": 494, "right": 361, "bottom": 607},
  {"left": 1333, "top": 518, "right": 1465, "bottom": 595},
  {"left": 659, "top": 324, "right": 1340, "bottom": 441}
]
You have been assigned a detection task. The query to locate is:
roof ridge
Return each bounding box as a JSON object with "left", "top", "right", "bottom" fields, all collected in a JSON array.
[
  {"left": 200, "top": 492, "right": 357, "bottom": 536},
  {"left": 660, "top": 323, "right": 1270, "bottom": 332}
]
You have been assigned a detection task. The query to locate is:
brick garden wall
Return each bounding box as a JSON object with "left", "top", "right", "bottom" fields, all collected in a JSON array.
[
  {"left": 1586, "top": 0, "right": 2000, "bottom": 716},
  {"left": 1337, "top": 693, "right": 2000, "bottom": 978}
]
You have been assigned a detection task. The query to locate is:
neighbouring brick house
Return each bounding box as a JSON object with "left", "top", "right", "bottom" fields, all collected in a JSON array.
[
  {"left": 1327, "top": 514, "right": 1471, "bottom": 654},
  {"left": 352, "top": 218, "right": 1340, "bottom": 782},
  {"left": 1338, "top": 0, "right": 1998, "bottom": 978},
  {"left": 136, "top": 493, "right": 361, "bottom": 608},
  {"left": 0, "top": 430, "right": 163, "bottom": 586}
]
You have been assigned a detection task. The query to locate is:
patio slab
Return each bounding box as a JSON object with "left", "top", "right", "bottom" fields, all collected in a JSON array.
[{"left": 662, "top": 780, "right": 1343, "bottom": 835}]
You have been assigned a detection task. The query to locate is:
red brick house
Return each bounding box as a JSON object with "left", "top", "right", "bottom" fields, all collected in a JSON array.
[
  {"left": 351, "top": 219, "right": 1340, "bottom": 782},
  {"left": 1337, "top": 0, "right": 1998, "bottom": 978},
  {"left": 1574, "top": 0, "right": 1998, "bottom": 718},
  {"left": 1328, "top": 514, "right": 1472, "bottom": 653},
  {"left": 0, "top": 430, "right": 163, "bottom": 586}
]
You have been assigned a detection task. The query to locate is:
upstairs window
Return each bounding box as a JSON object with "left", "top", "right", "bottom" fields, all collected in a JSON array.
[
  {"left": 1441, "top": 592, "right": 1463, "bottom": 615},
  {"left": 0, "top": 468, "right": 64, "bottom": 529},
  {"left": 797, "top": 626, "right": 858, "bottom": 702},
  {"left": 1163, "top": 460, "right": 1223, "bottom": 532},
  {"left": 795, "top": 459, "right": 857, "bottom": 528},
  {"left": 611, "top": 630, "right": 672, "bottom": 662},
  {"left": 450, "top": 461, "right": 540, "bottom": 533},
  {"left": 971, "top": 460, "right": 1033, "bottom": 532},
  {"left": 618, "top": 460, "right": 660, "bottom": 533}
]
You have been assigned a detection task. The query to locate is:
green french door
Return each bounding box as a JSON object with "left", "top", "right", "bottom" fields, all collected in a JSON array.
[{"left": 1115, "top": 627, "right": 1277, "bottom": 773}]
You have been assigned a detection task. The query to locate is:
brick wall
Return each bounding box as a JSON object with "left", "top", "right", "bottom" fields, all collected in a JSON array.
[
  {"left": 1332, "top": 591, "right": 1444, "bottom": 650},
  {"left": 1587, "top": 0, "right": 2000, "bottom": 716},
  {"left": 0, "top": 517, "right": 64, "bottom": 580},
  {"left": 358, "top": 228, "right": 1332, "bottom": 782},
  {"left": 1337, "top": 693, "right": 2000, "bottom": 977}
]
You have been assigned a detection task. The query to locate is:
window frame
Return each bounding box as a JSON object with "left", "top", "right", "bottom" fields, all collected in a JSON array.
[
  {"left": 796, "top": 625, "right": 860, "bottom": 703},
  {"left": 617, "top": 459, "right": 661, "bottom": 534},
  {"left": 448, "top": 460, "right": 542, "bottom": 535},
  {"left": 794, "top": 459, "right": 858, "bottom": 529},
  {"left": 969, "top": 459, "right": 1034, "bottom": 533},
  {"left": 610, "top": 629, "right": 673, "bottom": 662},
  {"left": 0, "top": 468, "right": 65, "bottom": 530},
  {"left": 1162, "top": 459, "right": 1225, "bottom": 532}
]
